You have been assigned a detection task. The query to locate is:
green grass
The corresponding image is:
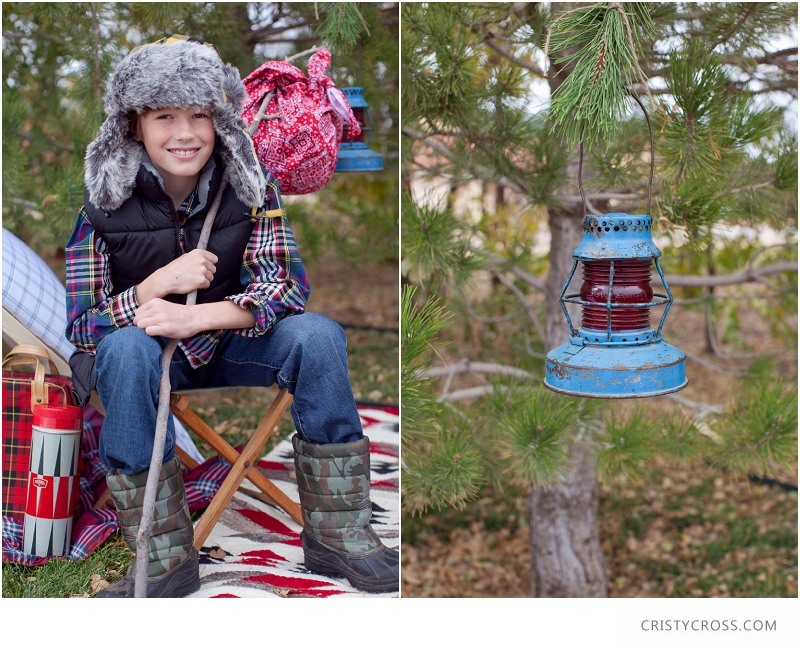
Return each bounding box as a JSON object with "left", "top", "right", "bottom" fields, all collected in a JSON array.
[{"left": 3, "top": 534, "right": 133, "bottom": 598}]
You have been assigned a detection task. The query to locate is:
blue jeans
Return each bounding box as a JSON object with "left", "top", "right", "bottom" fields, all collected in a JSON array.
[{"left": 94, "top": 313, "right": 363, "bottom": 474}]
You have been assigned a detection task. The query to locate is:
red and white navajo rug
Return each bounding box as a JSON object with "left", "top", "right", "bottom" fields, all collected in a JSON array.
[{"left": 188, "top": 406, "right": 399, "bottom": 598}]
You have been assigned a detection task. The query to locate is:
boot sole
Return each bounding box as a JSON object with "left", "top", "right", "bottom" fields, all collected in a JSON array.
[
  {"left": 301, "top": 532, "right": 398, "bottom": 593},
  {"left": 95, "top": 549, "right": 201, "bottom": 598},
  {"left": 304, "top": 555, "right": 394, "bottom": 593}
]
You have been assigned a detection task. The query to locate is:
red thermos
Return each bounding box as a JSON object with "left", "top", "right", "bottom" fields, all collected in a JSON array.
[{"left": 22, "top": 405, "right": 83, "bottom": 557}]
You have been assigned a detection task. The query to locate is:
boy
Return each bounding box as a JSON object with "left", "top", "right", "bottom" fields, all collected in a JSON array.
[{"left": 66, "top": 36, "right": 398, "bottom": 597}]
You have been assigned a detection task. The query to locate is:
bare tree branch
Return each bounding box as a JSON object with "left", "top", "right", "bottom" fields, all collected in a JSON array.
[
  {"left": 479, "top": 249, "right": 548, "bottom": 292},
  {"left": 662, "top": 393, "right": 725, "bottom": 419},
  {"left": 729, "top": 181, "right": 774, "bottom": 195},
  {"left": 456, "top": 288, "right": 527, "bottom": 324},
  {"left": 420, "top": 358, "right": 535, "bottom": 380},
  {"left": 659, "top": 261, "right": 797, "bottom": 288},
  {"left": 492, "top": 267, "right": 546, "bottom": 342},
  {"left": 557, "top": 191, "right": 642, "bottom": 204},
  {"left": 682, "top": 349, "right": 747, "bottom": 377},
  {"left": 439, "top": 385, "right": 498, "bottom": 402}
]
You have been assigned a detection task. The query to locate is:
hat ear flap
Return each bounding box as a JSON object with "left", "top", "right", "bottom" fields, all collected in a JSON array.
[
  {"left": 84, "top": 114, "right": 143, "bottom": 211},
  {"left": 221, "top": 64, "right": 245, "bottom": 111},
  {"left": 212, "top": 113, "right": 267, "bottom": 208}
]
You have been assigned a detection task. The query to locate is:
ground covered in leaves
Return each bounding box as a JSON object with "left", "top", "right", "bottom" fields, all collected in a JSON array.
[{"left": 401, "top": 458, "right": 797, "bottom": 598}]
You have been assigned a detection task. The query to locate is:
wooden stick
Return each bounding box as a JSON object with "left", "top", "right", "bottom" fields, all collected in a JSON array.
[{"left": 134, "top": 169, "right": 230, "bottom": 598}]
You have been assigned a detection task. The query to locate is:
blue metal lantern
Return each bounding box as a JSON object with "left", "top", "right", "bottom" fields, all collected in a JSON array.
[
  {"left": 335, "top": 87, "right": 383, "bottom": 172},
  {"left": 544, "top": 94, "right": 687, "bottom": 399}
]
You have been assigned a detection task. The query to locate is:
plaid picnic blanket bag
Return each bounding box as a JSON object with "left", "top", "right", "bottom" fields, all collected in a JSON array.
[
  {"left": 241, "top": 47, "right": 361, "bottom": 195},
  {"left": 2, "top": 345, "right": 80, "bottom": 521}
]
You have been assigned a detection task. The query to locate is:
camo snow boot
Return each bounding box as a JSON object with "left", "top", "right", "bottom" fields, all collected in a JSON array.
[
  {"left": 293, "top": 435, "right": 399, "bottom": 593},
  {"left": 96, "top": 456, "right": 200, "bottom": 598}
]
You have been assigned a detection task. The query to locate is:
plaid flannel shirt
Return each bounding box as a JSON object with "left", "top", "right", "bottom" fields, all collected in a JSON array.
[{"left": 65, "top": 171, "right": 310, "bottom": 368}]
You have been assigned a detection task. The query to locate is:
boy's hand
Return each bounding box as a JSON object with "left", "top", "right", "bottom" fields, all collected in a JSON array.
[
  {"left": 133, "top": 299, "right": 203, "bottom": 339},
  {"left": 137, "top": 249, "right": 218, "bottom": 303}
]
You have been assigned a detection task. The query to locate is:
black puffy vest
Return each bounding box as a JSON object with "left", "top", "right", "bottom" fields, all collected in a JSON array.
[{"left": 84, "top": 156, "right": 258, "bottom": 305}]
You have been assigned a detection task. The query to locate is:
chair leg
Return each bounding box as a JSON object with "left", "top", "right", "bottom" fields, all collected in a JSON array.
[
  {"left": 174, "top": 446, "right": 199, "bottom": 470},
  {"left": 170, "top": 390, "right": 303, "bottom": 549}
]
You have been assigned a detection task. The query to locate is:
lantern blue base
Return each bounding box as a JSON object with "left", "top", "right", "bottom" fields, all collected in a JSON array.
[
  {"left": 544, "top": 339, "right": 687, "bottom": 399},
  {"left": 335, "top": 145, "right": 384, "bottom": 172}
]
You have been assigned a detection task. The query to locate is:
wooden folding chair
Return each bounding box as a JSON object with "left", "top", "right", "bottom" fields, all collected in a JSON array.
[{"left": 169, "top": 389, "right": 303, "bottom": 550}]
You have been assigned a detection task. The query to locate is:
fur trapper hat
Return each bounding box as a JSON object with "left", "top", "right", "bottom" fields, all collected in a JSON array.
[{"left": 84, "top": 35, "right": 266, "bottom": 211}]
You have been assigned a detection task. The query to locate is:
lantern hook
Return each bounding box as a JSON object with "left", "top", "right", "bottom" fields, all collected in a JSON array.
[{"left": 578, "top": 87, "right": 655, "bottom": 218}]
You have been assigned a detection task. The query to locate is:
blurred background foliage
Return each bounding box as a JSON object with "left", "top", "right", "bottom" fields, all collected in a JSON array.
[{"left": 2, "top": 1, "right": 399, "bottom": 267}]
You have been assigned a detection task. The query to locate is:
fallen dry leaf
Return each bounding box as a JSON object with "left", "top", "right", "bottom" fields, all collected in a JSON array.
[
  {"left": 90, "top": 574, "right": 109, "bottom": 592},
  {"left": 209, "top": 546, "right": 228, "bottom": 560}
]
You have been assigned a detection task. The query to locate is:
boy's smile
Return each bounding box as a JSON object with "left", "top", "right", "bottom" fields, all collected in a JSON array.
[{"left": 134, "top": 107, "right": 215, "bottom": 205}]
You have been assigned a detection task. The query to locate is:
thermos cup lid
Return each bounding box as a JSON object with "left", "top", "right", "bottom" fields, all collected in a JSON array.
[{"left": 32, "top": 404, "right": 83, "bottom": 430}]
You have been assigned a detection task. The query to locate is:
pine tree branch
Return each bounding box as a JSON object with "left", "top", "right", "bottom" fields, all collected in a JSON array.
[
  {"left": 247, "top": 18, "right": 315, "bottom": 45},
  {"left": 481, "top": 34, "right": 546, "bottom": 78},
  {"left": 608, "top": 2, "right": 655, "bottom": 109},
  {"left": 16, "top": 130, "right": 76, "bottom": 151},
  {"left": 403, "top": 126, "right": 529, "bottom": 195},
  {"left": 710, "top": 3, "right": 758, "bottom": 54},
  {"left": 2, "top": 30, "right": 64, "bottom": 44}
]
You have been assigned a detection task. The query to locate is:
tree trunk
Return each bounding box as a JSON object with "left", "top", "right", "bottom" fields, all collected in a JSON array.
[
  {"left": 527, "top": 14, "right": 610, "bottom": 595},
  {"left": 528, "top": 204, "right": 608, "bottom": 598}
]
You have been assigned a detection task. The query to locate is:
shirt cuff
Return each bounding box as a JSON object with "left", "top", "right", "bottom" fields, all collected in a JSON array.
[
  {"left": 224, "top": 294, "right": 275, "bottom": 336},
  {"left": 109, "top": 286, "right": 140, "bottom": 328}
]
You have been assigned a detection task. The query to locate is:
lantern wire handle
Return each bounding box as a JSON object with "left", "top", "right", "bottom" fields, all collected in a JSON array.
[{"left": 577, "top": 87, "right": 654, "bottom": 217}]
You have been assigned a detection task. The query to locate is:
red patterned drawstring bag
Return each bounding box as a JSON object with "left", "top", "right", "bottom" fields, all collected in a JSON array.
[{"left": 241, "top": 48, "right": 360, "bottom": 195}]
